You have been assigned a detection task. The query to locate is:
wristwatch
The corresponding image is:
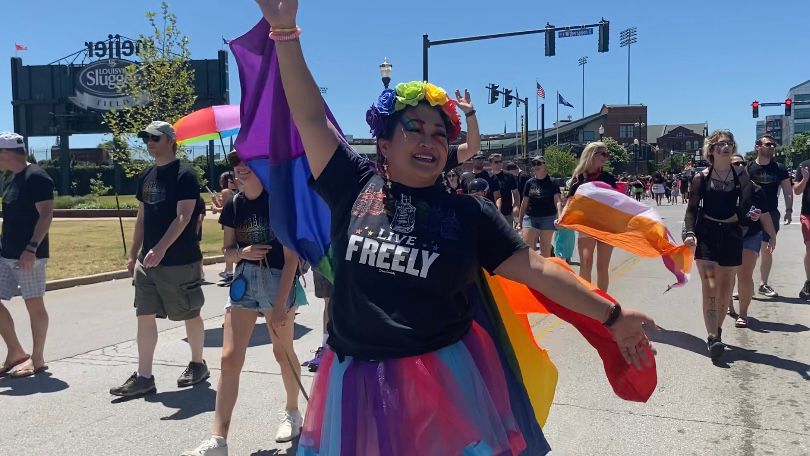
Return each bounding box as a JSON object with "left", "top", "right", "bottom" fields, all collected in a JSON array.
[{"left": 603, "top": 303, "right": 622, "bottom": 327}]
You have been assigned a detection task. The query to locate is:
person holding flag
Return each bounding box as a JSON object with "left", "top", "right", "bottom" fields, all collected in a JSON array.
[{"left": 253, "top": 1, "right": 657, "bottom": 454}]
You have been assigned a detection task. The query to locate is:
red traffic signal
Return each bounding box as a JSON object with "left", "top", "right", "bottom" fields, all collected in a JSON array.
[
  {"left": 785, "top": 98, "right": 792, "bottom": 116},
  {"left": 752, "top": 101, "right": 759, "bottom": 118}
]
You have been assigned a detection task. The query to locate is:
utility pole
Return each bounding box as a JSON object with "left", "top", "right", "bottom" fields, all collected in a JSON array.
[
  {"left": 620, "top": 27, "right": 637, "bottom": 105},
  {"left": 578, "top": 56, "right": 588, "bottom": 118}
]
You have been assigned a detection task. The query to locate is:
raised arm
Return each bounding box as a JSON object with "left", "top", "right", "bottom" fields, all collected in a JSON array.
[
  {"left": 453, "top": 89, "right": 479, "bottom": 163},
  {"left": 256, "top": 0, "right": 339, "bottom": 179}
]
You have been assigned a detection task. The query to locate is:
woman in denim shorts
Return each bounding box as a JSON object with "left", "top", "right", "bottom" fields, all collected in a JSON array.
[
  {"left": 185, "top": 153, "right": 308, "bottom": 456},
  {"left": 516, "top": 157, "right": 562, "bottom": 257}
]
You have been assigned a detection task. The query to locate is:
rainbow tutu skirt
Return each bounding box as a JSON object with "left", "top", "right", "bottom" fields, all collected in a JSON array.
[{"left": 296, "top": 322, "right": 531, "bottom": 456}]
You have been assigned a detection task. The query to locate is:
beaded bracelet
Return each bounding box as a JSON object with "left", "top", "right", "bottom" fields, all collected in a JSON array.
[{"left": 269, "top": 27, "right": 302, "bottom": 41}]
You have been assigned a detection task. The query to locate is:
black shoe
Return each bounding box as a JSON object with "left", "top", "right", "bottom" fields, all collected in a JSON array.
[
  {"left": 707, "top": 336, "right": 724, "bottom": 361},
  {"left": 758, "top": 284, "right": 778, "bottom": 298},
  {"left": 177, "top": 361, "right": 210, "bottom": 387},
  {"left": 800, "top": 281, "right": 810, "bottom": 301},
  {"left": 110, "top": 372, "right": 156, "bottom": 397}
]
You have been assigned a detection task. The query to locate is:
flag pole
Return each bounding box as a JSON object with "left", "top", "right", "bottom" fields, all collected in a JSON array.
[
  {"left": 536, "top": 81, "right": 539, "bottom": 154},
  {"left": 556, "top": 91, "right": 559, "bottom": 146}
]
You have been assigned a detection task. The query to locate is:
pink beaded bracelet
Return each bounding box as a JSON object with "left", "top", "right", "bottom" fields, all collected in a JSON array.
[{"left": 269, "top": 27, "right": 302, "bottom": 41}]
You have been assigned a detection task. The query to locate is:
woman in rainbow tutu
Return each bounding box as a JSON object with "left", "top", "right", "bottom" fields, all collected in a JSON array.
[{"left": 255, "top": 1, "right": 657, "bottom": 454}]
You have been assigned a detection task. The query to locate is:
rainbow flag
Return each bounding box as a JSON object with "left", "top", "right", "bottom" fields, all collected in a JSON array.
[
  {"left": 560, "top": 181, "right": 693, "bottom": 290},
  {"left": 231, "top": 19, "right": 657, "bottom": 455}
]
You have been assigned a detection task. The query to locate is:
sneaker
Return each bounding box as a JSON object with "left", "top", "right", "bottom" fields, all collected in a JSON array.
[
  {"left": 110, "top": 372, "right": 156, "bottom": 397},
  {"left": 799, "top": 281, "right": 810, "bottom": 301},
  {"left": 307, "top": 346, "right": 325, "bottom": 373},
  {"left": 732, "top": 292, "right": 739, "bottom": 300},
  {"left": 758, "top": 284, "right": 778, "bottom": 298},
  {"left": 177, "top": 361, "right": 210, "bottom": 388},
  {"left": 218, "top": 271, "right": 232, "bottom": 279},
  {"left": 182, "top": 437, "right": 228, "bottom": 456},
  {"left": 274, "top": 410, "right": 303, "bottom": 443},
  {"left": 707, "top": 336, "right": 724, "bottom": 361}
]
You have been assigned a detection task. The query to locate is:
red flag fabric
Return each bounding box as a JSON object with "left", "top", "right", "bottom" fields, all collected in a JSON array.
[{"left": 15, "top": 44, "right": 28, "bottom": 51}]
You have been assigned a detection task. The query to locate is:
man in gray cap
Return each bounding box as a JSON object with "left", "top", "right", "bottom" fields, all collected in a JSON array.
[
  {"left": 110, "top": 121, "right": 209, "bottom": 397},
  {"left": 0, "top": 132, "right": 54, "bottom": 378}
]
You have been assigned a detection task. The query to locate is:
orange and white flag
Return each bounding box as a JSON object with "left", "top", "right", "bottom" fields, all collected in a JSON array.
[{"left": 559, "top": 181, "right": 692, "bottom": 290}]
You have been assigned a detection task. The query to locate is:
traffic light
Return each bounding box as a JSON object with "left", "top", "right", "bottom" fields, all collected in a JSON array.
[
  {"left": 598, "top": 19, "right": 609, "bottom": 53},
  {"left": 545, "top": 23, "right": 555, "bottom": 57},
  {"left": 504, "top": 89, "right": 513, "bottom": 107},
  {"left": 785, "top": 98, "right": 792, "bottom": 116},
  {"left": 488, "top": 84, "right": 499, "bottom": 104},
  {"left": 752, "top": 101, "right": 759, "bottom": 118}
]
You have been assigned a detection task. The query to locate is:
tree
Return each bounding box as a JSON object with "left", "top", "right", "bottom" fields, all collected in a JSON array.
[
  {"left": 601, "top": 137, "right": 631, "bottom": 174},
  {"left": 743, "top": 150, "right": 757, "bottom": 161},
  {"left": 103, "top": 2, "right": 196, "bottom": 180},
  {"left": 788, "top": 133, "right": 810, "bottom": 166},
  {"left": 543, "top": 145, "right": 578, "bottom": 177}
]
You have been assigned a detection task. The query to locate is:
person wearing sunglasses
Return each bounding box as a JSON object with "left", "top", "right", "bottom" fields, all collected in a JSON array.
[
  {"left": 490, "top": 153, "right": 520, "bottom": 226},
  {"left": 111, "top": 121, "right": 209, "bottom": 398},
  {"left": 746, "top": 134, "right": 793, "bottom": 298},
  {"left": 567, "top": 142, "right": 617, "bottom": 291},
  {"left": 683, "top": 130, "right": 763, "bottom": 361},
  {"left": 184, "top": 152, "right": 308, "bottom": 455},
  {"left": 444, "top": 170, "right": 463, "bottom": 194},
  {"left": 211, "top": 171, "right": 240, "bottom": 284},
  {"left": 726, "top": 153, "right": 776, "bottom": 329},
  {"left": 793, "top": 158, "right": 810, "bottom": 300},
  {"left": 517, "top": 158, "right": 562, "bottom": 257}
]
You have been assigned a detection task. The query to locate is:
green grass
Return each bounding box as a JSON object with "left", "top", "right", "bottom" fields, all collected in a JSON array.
[
  {"left": 47, "top": 218, "right": 223, "bottom": 280},
  {"left": 48, "top": 193, "right": 213, "bottom": 210}
]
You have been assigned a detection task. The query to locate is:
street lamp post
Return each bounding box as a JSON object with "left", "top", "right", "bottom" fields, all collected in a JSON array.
[
  {"left": 598, "top": 124, "right": 605, "bottom": 140},
  {"left": 578, "top": 56, "right": 588, "bottom": 118},
  {"left": 619, "top": 27, "right": 637, "bottom": 105},
  {"left": 634, "top": 120, "right": 646, "bottom": 173},
  {"left": 379, "top": 57, "right": 392, "bottom": 89}
]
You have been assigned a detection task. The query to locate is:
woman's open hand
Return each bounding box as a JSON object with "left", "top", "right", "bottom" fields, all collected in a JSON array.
[
  {"left": 608, "top": 308, "right": 657, "bottom": 369},
  {"left": 255, "top": 0, "right": 298, "bottom": 28}
]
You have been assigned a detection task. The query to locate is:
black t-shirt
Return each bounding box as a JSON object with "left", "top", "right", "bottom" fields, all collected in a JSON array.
[
  {"left": 567, "top": 171, "right": 617, "bottom": 198},
  {"left": 461, "top": 169, "right": 500, "bottom": 203},
  {"left": 1, "top": 164, "right": 54, "bottom": 259},
  {"left": 747, "top": 161, "right": 789, "bottom": 212},
  {"left": 311, "top": 144, "right": 526, "bottom": 360},
  {"left": 517, "top": 172, "right": 532, "bottom": 199},
  {"left": 524, "top": 176, "right": 561, "bottom": 217},
  {"left": 796, "top": 160, "right": 810, "bottom": 216},
  {"left": 680, "top": 173, "right": 691, "bottom": 192},
  {"left": 136, "top": 160, "right": 203, "bottom": 266},
  {"left": 493, "top": 171, "right": 518, "bottom": 215},
  {"left": 218, "top": 191, "right": 285, "bottom": 269}
]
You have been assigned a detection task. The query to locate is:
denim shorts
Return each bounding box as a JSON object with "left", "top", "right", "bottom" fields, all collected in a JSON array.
[
  {"left": 227, "top": 262, "right": 308, "bottom": 313},
  {"left": 742, "top": 231, "right": 762, "bottom": 254},
  {"left": 523, "top": 215, "right": 557, "bottom": 231}
]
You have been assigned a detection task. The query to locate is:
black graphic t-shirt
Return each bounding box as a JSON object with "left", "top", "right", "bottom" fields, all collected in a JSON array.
[
  {"left": 219, "top": 191, "right": 284, "bottom": 269},
  {"left": 461, "top": 169, "right": 500, "bottom": 202},
  {"left": 1, "top": 164, "right": 54, "bottom": 259},
  {"left": 517, "top": 172, "right": 532, "bottom": 200},
  {"left": 136, "top": 160, "right": 202, "bottom": 266},
  {"left": 312, "top": 143, "right": 526, "bottom": 360},
  {"left": 494, "top": 171, "right": 518, "bottom": 216},
  {"left": 747, "top": 161, "right": 789, "bottom": 212},
  {"left": 524, "top": 176, "right": 561, "bottom": 217}
]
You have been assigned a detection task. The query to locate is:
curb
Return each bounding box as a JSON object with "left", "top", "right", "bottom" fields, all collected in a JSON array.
[{"left": 46, "top": 255, "right": 226, "bottom": 292}]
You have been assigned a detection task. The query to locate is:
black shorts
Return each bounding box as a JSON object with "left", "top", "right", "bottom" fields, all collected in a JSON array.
[
  {"left": 695, "top": 220, "right": 742, "bottom": 267},
  {"left": 313, "top": 270, "right": 333, "bottom": 299}
]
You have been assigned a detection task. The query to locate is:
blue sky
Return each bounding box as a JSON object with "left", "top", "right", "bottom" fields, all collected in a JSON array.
[{"left": 3, "top": 0, "right": 810, "bottom": 155}]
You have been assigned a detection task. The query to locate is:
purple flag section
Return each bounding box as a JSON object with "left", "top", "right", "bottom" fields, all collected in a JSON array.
[{"left": 229, "top": 19, "right": 339, "bottom": 272}]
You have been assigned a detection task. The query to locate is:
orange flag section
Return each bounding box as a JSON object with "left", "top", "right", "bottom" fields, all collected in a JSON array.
[{"left": 484, "top": 273, "right": 558, "bottom": 426}]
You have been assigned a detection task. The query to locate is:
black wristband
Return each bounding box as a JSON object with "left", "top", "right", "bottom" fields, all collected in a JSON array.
[
  {"left": 24, "top": 248, "right": 37, "bottom": 254},
  {"left": 603, "top": 303, "right": 622, "bottom": 327},
  {"left": 465, "top": 109, "right": 476, "bottom": 118}
]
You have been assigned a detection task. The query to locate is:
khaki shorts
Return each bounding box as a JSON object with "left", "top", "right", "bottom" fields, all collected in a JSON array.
[{"left": 134, "top": 261, "right": 204, "bottom": 321}]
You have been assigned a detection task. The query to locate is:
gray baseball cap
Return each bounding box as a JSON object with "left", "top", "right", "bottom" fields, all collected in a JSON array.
[
  {"left": 138, "top": 121, "right": 176, "bottom": 141},
  {"left": 0, "top": 132, "right": 26, "bottom": 151}
]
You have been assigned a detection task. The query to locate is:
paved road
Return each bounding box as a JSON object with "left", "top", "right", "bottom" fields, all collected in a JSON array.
[{"left": 1, "top": 199, "right": 808, "bottom": 455}]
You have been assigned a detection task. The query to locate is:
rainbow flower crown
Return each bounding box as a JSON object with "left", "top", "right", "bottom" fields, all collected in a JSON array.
[{"left": 365, "top": 81, "right": 462, "bottom": 141}]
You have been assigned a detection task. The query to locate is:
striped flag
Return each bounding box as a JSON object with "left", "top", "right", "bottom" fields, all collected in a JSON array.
[
  {"left": 536, "top": 81, "right": 545, "bottom": 99},
  {"left": 559, "top": 182, "right": 693, "bottom": 290},
  {"left": 15, "top": 43, "right": 28, "bottom": 51}
]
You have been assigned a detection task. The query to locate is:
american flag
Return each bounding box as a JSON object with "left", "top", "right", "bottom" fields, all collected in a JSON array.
[{"left": 536, "top": 81, "right": 545, "bottom": 99}]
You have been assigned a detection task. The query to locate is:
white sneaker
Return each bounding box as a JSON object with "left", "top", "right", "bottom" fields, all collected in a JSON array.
[
  {"left": 274, "top": 409, "right": 303, "bottom": 443},
  {"left": 181, "top": 437, "right": 228, "bottom": 456}
]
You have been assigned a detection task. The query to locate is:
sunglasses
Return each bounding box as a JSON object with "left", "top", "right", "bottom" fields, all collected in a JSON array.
[
  {"left": 140, "top": 134, "right": 162, "bottom": 144},
  {"left": 596, "top": 151, "right": 609, "bottom": 157},
  {"left": 713, "top": 140, "right": 733, "bottom": 148},
  {"left": 760, "top": 143, "right": 776, "bottom": 148},
  {"left": 491, "top": 160, "right": 503, "bottom": 164},
  {"left": 732, "top": 161, "right": 745, "bottom": 167},
  {"left": 531, "top": 161, "right": 545, "bottom": 166}
]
